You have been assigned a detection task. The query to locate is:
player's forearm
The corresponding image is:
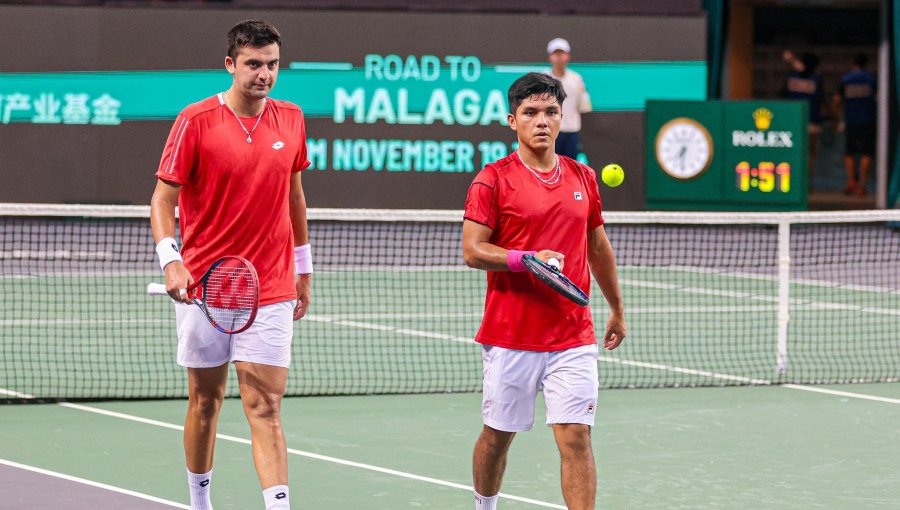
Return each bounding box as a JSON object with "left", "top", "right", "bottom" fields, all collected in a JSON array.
[
  {"left": 590, "top": 259, "right": 624, "bottom": 314},
  {"left": 463, "top": 241, "right": 514, "bottom": 272},
  {"left": 150, "top": 182, "right": 179, "bottom": 243},
  {"left": 588, "top": 231, "right": 624, "bottom": 313},
  {"left": 289, "top": 179, "right": 309, "bottom": 246}
]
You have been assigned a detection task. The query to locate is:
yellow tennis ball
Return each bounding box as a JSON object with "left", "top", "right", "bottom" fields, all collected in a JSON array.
[{"left": 601, "top": 164, "right": 625, "bottom": 187}]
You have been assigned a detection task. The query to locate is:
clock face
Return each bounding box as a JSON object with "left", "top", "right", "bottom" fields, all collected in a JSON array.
[{"left": 655, "top": 118, "right": 714, "bottom": 180}]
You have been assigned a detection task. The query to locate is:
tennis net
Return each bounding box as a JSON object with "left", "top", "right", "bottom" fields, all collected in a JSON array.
[{"left": 1, "top": 203, "right": 899, "bottom": 401}]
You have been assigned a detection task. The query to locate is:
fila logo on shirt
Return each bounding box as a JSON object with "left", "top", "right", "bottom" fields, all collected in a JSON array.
[
  {"left": 574, "top": 192, "right": 583, "bottom": 201},
  {"left": 272, "top": 141, "right": 285, "bottom": 150}
]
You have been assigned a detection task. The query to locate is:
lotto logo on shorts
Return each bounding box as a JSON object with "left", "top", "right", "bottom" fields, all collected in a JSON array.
[{"left": 586, "top": 403, "right": 595, "bottom": 415}]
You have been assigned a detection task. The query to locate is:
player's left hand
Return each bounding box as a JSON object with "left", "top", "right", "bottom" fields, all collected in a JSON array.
[
  {"left": 602, "top": 310, "right": 626, "bottom": 350},
  {"left": 294, "top": 273, "right": 311, "bottom": 320}
]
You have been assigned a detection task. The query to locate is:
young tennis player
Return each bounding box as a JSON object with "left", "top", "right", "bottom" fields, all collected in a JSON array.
[
  {"left": 462, "top": 72, "right": 626, "bottom": 510},
  {"left": 149, "top": 20, "right": 311, "bottom": 510}
]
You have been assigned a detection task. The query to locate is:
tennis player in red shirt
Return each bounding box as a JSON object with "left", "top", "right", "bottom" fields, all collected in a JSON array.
[
  {"left": 150, "top": 20, "right": 310, "bottom": 510},
  {"left": 463, "top": 72, "right": 626, "bottom": 510}
]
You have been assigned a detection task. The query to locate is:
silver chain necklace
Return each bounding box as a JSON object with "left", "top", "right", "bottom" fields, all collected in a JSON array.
[
  {"left": 516, "top": 151, "right": 561, "bottom": 185},
  {"left": 225, "top": 96, "right": 267, "bottom": 143}
]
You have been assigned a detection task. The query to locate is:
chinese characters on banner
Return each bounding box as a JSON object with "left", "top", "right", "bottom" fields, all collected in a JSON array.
[{"left": 0, "top": 93, "right": 121, "bottom": 125}]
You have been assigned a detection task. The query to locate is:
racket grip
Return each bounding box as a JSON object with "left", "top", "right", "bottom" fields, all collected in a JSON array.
[{"left": 147, "top": 283, "right": 169, "bottom": 296}]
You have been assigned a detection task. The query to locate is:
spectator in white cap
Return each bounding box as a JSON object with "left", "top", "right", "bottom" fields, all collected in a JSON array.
[{"left": 546, "top": 37, "right": 592, "bottom": 160}]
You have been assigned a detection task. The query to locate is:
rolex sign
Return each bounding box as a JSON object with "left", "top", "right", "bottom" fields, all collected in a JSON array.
[{"left": 731, "top": 108, "right": 795, "bottom": 148}]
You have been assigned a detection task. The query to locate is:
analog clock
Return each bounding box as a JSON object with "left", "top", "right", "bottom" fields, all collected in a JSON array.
[{"left": 655, "top": 117, "right": 714, "bottom": 180}]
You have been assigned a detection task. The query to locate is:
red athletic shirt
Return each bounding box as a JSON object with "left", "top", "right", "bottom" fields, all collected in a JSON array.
[
  {"left": 464, "top": 153, "right": 604, "bottom": 351},
  {"left": 156, "top": 93, "right": 311, "bottom": 306}
]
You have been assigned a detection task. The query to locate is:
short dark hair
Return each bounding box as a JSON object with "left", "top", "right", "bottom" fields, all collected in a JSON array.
[
  {"left": 853, "top": 54, "right": 868, "bottom": 68},
  {"left": 227, "top": 20, "right": 281, "bottom": 61},
  {"left": 507, "top": 72, "right": 566, "bottom": 114}
]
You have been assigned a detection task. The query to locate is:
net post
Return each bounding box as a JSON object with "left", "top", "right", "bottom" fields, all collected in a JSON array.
[{"left": 776, "top": 219, "right": 791, "bottom": 375}]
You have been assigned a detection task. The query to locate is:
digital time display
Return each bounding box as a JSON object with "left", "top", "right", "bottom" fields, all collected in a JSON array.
[{"left": 735, "top": 161, "right": 791, "bottom": 193}]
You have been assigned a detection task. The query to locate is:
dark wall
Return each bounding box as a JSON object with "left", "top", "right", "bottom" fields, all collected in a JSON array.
[
  {"left": 0, "top": 6, "right": 706, "bottom": 72},
  {"left": 0, "top": 5, "right": 705, "bottom": 209},
  {"left": 0, "top": 0, "right": 703, "bottom": 16}
]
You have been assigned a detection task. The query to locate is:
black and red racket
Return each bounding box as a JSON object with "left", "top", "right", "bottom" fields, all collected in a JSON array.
[
  {"left": 522, "top": 254, "right": 589, "bottom": 307},
  {"left": 148, "top": 256, "right": 259, "bottom": 334}
]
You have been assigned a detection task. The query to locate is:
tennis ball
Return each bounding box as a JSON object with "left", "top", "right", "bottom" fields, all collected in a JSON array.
[{"left": 601, "top": 164, "right": 625, "bottom": 187}]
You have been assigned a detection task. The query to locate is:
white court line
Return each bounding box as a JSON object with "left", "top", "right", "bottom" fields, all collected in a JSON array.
[
  {"left": 781, "top": 384, "right": 900, "bottom": 404},
  {"left": 658, "top": 265, "right": 900, "bottom": 296},
  {"left": 597, "top": 356, "right": 771, "bottom": 385},
  {"left": 0, "top": 458, "right": 189, "bottom": 509},
  {"left": 322, "top": 312, "right": 484, "bottom": 320},
  {"left": 306, "top": 315, "right": 476, "bottom": 344},
  {"left": 0, "top": 318, "right": 169, "bottom": 326},
  {"left": 0, "top": 388, "right": 34, "bottom": 398},
  {"left": 50, "top": 403, "right": 565, "bottom": 509},
  {"left": 619, "top": 277, "right": 899, "bottom": 318}
]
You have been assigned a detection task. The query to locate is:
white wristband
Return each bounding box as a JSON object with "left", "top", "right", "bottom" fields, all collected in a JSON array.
[
  {"left": 294, "top": 243, "right": 313, "bottom": 275},
  {"left": 156, "top": 237, "right": 183, "bottom": 272}
]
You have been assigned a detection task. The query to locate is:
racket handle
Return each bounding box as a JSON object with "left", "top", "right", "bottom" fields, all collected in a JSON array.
[{"left": 147, "top": 283, "right": 169, "bottom": 296}]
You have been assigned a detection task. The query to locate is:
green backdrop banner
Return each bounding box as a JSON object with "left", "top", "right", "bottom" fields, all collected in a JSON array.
[{"left": 0, "top": 60, "right": 706, "bottom": 124}]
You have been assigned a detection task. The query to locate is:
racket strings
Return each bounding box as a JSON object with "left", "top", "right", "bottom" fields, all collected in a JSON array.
[{"left": 202, "top": 259, "right": 259, "bottom": 330}]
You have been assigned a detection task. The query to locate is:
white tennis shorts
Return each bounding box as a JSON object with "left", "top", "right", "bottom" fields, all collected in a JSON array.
[
  {"left": 481, "top": 343, "right": 599, "bottom": 432},
  {"left": 174, "top": 300, "right": 295, "bottom": 368}
]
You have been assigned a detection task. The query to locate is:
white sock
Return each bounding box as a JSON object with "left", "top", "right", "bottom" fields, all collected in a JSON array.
[
  {"left": 263, "top": 484, "right": 290, "bottom": 510},
  {"left": 187, "top": 469, "right": 213, "bottom": 510},
  {"left": 475, "top": 491, "right": 498, "bottom": 510}
]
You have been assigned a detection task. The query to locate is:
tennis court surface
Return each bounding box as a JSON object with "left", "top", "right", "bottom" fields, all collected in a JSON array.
[{"left": 2, "top": 204, "right": 899, "bottom": 508}]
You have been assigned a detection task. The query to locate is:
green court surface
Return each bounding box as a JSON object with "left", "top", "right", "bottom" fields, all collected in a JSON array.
[
  {"left": 2, "top": 384, "right": 900, "bottom": 509},
  {"left": 3, "top": 252, "right": 899, "bottom": 508}
]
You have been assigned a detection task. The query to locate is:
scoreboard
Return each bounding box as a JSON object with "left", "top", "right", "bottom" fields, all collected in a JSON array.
[{"left": 646, "top": 100, "right": 808, "bottom": 211}]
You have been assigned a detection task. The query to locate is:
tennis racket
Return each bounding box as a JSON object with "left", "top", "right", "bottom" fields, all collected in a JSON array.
[
  {"left": 147, "top": 256, "right": 260, "bottom": 334},
  {"left": 522, "top": 254, "right": 589, "bottom": 307}
]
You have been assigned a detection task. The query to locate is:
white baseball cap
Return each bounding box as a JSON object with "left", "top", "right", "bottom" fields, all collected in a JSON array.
[{"left": 547, "top": 37, "right": 571, "bottom": 54}]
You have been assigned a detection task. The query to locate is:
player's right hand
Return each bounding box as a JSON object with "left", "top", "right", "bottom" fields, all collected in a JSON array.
[
  {"left": 535, "top": 250, "right": 565, "bottom": 271},
  {"left": 164, "top": 261, "right": 194, "bottom": 304},
  {"left": 603, "top": 310, "right": 627, "bottom": 351}
]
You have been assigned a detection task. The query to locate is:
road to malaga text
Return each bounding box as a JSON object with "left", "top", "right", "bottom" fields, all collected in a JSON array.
[{"left": 310, "top": 54, "right": 517, "bottom": 173}]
